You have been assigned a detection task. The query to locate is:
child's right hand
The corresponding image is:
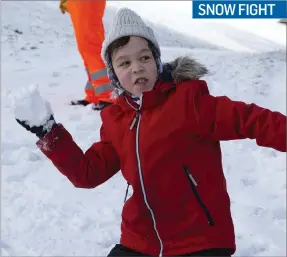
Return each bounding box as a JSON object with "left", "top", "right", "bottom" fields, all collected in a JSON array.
[{"left": 13, "top": 85, "right": 57, "bottom": 138}]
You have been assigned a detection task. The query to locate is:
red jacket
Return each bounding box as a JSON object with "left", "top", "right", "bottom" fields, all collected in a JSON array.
[{"left": 37, "top": 58, "right": 286, "bottom": 256}]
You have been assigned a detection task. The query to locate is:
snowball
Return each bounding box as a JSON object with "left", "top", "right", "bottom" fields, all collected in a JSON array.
[{"left": 13, "top": 84, "right": 53, "bottom": 127}]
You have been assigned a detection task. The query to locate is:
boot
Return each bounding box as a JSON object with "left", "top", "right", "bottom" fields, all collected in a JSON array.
[
  {"left": 70, "top": 99, "right": 91, "bottom": 106},
  {"left": 92, "top": 101, "right": 112, "bottom": 111}
]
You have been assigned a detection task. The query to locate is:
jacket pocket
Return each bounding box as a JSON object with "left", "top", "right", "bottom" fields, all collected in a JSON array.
[{"left": 183, "top": 165, "right": 215, "bottom": 226}]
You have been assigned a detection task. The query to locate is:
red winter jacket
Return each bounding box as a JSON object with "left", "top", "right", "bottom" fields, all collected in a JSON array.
[{"left": 36, "top": 57, "right": 286, "bottom": 256}]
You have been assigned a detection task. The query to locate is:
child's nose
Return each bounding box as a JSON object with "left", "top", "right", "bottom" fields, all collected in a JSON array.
[{"left": 132, "top": 62, "right": 144, "bottom": 74}]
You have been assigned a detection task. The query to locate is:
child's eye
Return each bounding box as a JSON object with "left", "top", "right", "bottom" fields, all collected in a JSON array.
[
  {"left": 119, "top": 61, "right": 130, "bottom": 67},
  {"left": 141, "top": 56, "right": 151, "bottom": 61}
]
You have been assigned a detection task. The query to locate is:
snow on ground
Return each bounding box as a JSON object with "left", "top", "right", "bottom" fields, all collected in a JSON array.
[{"left": 1, "top": 1, "right": 286, "bottom": 256}]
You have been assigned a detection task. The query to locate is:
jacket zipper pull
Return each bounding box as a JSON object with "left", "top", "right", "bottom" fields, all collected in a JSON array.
[
  {"left": 130, "top": 111, "right": 139, "bottom": 130},
  {"left": 129, "top": 95, "right": 143, "bottom": 130}
]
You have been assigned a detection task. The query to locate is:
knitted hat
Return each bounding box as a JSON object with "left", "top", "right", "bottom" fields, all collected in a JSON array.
[
  {"left": 101, "top": 7, "right": 161, "bottom": 65},
  {"left": 101, "top": 8, "right": 163, "bottom": 97}
]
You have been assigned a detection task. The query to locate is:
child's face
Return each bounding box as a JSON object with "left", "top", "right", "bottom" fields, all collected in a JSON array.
[{"left": 111, "top": 36, "right": 158, "bottom": 97}]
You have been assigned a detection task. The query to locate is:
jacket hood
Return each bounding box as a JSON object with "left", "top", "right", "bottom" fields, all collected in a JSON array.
[
  {"left": 111, "top": 56, "right": 208, "bottom": 98},
  {"left": 167, "top": 56, "right": 208, "bottom": 84}
]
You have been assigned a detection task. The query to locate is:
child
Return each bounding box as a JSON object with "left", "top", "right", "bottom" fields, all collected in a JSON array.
[{"left": 15, "top": 8, "right": 286, "bottom": 257}]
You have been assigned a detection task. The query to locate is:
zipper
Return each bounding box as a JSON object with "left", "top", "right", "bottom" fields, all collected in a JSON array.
[
  {"left": 129, "top": 95, "right": 164, "bottom": 257},
  {"left": 182, "top": 165, "right": 215, "bottom": 226},
  {"left": 124, "top": 96, "right": 140, "bottom": 131},
  {"left": 130, "top": 112, "right": 139, "bottom": 130}
]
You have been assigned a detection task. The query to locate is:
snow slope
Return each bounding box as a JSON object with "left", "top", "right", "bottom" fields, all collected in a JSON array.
[
  {"left": 108, "top": 1, "right": 286, "bottom": 52},
  {"left": 1, "top": 1, "right": 286, "bottom": 256}
]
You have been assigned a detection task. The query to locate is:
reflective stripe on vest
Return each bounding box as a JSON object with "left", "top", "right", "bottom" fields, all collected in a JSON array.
[
  {"left": 95, "top": 83, "right": 113, "bottom": 94},
  {"left": 90, "top": 68, "right": 107, "bottom": 81},
  {"left": 85, "top": 80, "right": 113, "bottom": 94},
  {"left": 85, "top": 68, "right": 112, "bottom": 94},
  {"left": 85, "top": 81, "right": 93, "bottom": 89}
]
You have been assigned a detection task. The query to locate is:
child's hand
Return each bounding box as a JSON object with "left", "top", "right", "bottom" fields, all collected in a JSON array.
[{"left": 13, "top": 85, "right": 57, "bottom": 138}]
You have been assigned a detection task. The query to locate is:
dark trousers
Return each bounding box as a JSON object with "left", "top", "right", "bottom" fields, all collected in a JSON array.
[{"left": 107, "top": 244, "right": 232, "bottom": 256}]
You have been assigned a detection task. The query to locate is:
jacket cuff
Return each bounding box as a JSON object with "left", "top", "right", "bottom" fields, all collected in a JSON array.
[{"left": 36, "top": 123, "right": 67, "bottom": 153}]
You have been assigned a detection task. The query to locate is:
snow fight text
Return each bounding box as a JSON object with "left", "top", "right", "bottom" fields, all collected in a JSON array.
[{"left": 197, "top": 3, "right": 276, "bottom": 17}]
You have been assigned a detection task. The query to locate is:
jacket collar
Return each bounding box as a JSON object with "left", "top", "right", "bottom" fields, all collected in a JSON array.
[
  {"left": 105, "top": 56, "right": 208, "bottom": 118},
  {"left": 115, "top": 67, "right": 175, "bottom": 112}
]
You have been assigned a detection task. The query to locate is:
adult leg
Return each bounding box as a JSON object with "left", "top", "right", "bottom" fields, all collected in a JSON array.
[{"left": 67, "top": 0, "right": 112, "bottom": 105}]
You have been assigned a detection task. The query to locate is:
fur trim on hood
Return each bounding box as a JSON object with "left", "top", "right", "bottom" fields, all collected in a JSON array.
[
  {"left": 111, "top": 56, "right": 208, "bottom": 98},
  {"left": 168, "top": 56, "right": 208, "bottom": 84}
]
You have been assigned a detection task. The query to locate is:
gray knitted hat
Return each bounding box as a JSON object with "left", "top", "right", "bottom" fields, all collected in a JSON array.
[
  {"left": 101, "top": 8, "right": 161, "bottom": 66},
  {"left": 101, "top": 8, "right": 162, "bottom": 97}
]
